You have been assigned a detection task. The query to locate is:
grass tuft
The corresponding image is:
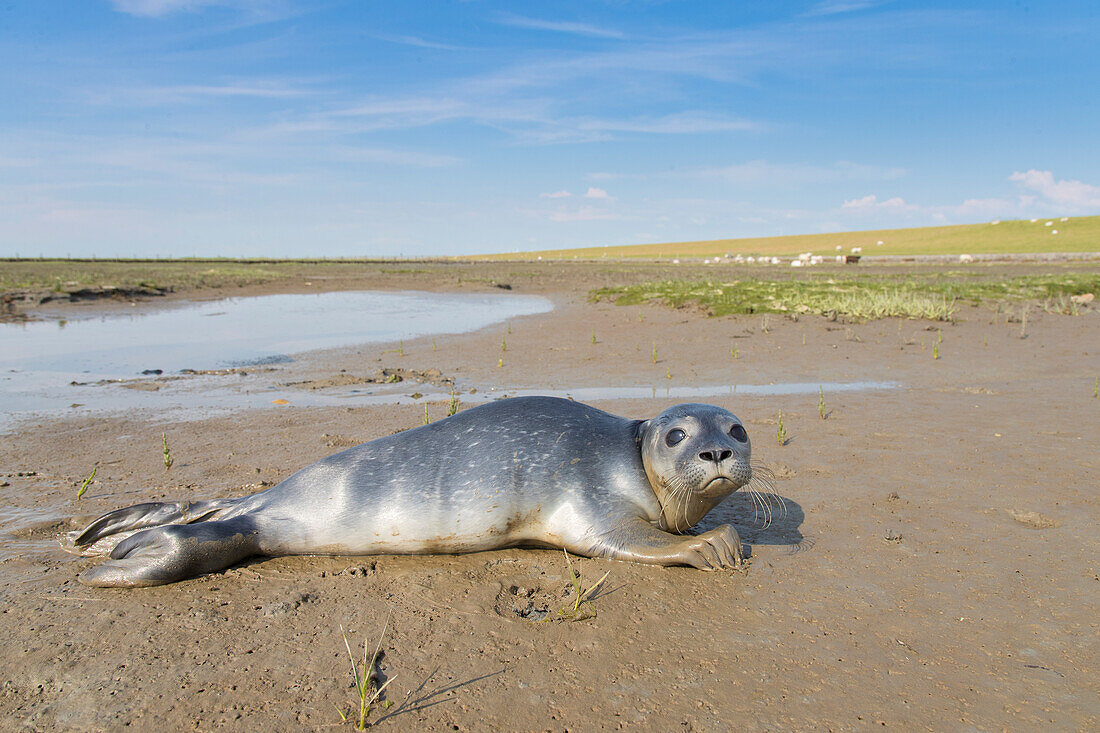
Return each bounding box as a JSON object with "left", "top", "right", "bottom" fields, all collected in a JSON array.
[
  {"left": 337, "top": 619, "right": 396, "bottom": 730},
  {"left": 542, "top": 550, "right": 611, "bottom": 623},
  {"left": 776, "top": 411, "right": 788, "bottom": 446}
]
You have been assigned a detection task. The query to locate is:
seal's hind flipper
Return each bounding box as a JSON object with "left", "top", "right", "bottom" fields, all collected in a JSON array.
[
  {"left": 72, "top": 499, "right": 236, "bottom": 549},
  {"left": 77, "top": 518, "right": 260, "bottom": 588}
]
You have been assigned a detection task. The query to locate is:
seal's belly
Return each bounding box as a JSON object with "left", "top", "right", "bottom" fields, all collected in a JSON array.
[{"left": 255, "top": 489, "right": 550, "bottom": 555}]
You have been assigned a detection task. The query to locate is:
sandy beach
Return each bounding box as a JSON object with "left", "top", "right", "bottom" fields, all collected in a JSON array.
[{"left": 1, "top": 260, "right": 1097, "bottom": 731}]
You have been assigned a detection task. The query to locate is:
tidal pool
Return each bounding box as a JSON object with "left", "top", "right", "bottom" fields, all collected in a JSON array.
[{"left": 0, "top": 290, "right": 553, "bottom": 427}]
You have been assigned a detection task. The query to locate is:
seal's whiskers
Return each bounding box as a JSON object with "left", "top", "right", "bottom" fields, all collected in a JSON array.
[{"left": 747, "top": 461, "right": 787, "bottom": 528}]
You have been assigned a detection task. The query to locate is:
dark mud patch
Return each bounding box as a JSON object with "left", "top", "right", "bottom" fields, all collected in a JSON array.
[{"left": 285, "top": 367, "right": 454, "bottom": 390}]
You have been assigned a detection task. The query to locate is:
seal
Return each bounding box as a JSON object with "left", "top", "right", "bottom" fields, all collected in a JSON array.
[{"left": 69, "top": 396, "right": 756, "bottom": 587}]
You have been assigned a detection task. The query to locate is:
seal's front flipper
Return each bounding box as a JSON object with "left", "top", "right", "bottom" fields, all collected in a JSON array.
[
  {"left": 573, "top": 517, "right": 743, "bottom": 570},
  {"left": 77, "top": 518, "right": 261, "bottom": 588}
]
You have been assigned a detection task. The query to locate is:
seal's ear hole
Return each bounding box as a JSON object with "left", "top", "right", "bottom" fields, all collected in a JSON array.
[
  {"left": 729, "top": 424, "right": 747, "bottom": 442},
  {"left": 665, "top": 428, "right": 686, "bottom": 447}
]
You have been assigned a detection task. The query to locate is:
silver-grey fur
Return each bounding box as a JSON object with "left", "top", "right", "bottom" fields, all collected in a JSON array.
[{"left": 69, "top": 396, "right": 753, "bottom": 587}]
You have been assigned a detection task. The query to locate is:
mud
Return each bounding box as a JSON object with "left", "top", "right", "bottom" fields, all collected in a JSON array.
[{"left": 0, "top": 261, "right": 1097, "bottom": 731}]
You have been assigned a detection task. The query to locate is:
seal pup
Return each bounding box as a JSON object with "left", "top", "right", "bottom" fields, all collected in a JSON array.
[{"left": 69, "top": 396, "right": 755, "bottom": 587}]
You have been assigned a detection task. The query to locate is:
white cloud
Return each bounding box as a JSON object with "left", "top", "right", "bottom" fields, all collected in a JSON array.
[
  {"left": 494, "top": 13, "right": 625, "bottom": 40},
  {"left": 584, "top": 187, "right": 611, "bottom": 199},
  {"left": 540, "top": 191, "right": 572, "bottom": 198},
  {"left": 1009, "top": 169, "right": 1100, "bottom": 210},
  {"left": 840, "top": 194, "right": 914, "bottom": 211}
]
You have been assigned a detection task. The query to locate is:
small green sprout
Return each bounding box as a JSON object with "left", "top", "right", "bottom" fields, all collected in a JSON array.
[
  {"left": 1094, "top": 377, "right": 1098, "bottom": 398},
  {"left": 446, "top": 389, "right": 459, "bottom": 417},
  {"left": 162, "top": 433, "right": 173, "bottom": 471},
  {"left": 77, "top": 467, "right": 96, "bottom": 499},
  {"left": 422, "top": 404, "right": 430, "bottom": 425},
  {"left": 497, "top": 357, "right": 504, "bottom": 368},
  {"left": 652, "top": 344, "right": 658, "bottom": 364},
  {"left": 501, "top": 334, "right": 507, "bottom": 352},
  {"left": 933, "top": 343, "right": 940, "bottom": 360},
  {"left": 776, "top": 411, "right": 788, "bottom": 446},
  {"left": 590, "top": 330, "right": 597, "bottom": 344},
  {"left": 818, "top": 386, "right": 827, "bottom": 420}
]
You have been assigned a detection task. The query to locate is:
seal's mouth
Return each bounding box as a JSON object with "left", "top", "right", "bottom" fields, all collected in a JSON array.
[{"left": 700, "top": 475, "right": 740, "bottom": 496}]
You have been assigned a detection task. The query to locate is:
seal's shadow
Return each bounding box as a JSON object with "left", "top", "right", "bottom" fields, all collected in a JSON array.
[{"left": 693, "top": 493, "right": 804, "bottom": 548}]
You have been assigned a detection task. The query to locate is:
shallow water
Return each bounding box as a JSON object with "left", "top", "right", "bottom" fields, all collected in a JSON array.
[
  {"left": 0, "top": 290, "right": 553, "bottom": 428},
  {"left": 295, "top": 380, "right": 900, "bottom": 406}
]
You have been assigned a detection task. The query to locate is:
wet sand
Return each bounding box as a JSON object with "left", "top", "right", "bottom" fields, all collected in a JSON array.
[{"left": 1, "top": 262, "right": 1097, "bottom": 731}]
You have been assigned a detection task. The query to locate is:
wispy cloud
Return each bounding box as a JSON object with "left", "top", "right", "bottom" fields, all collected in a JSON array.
[
  {"left": 333, "top": 147, "right": 461, "bottom": 168},
  {"left": 110, "top": 0, "right": 222, "bottom": 16},
  {"left": 584, "top": 187, "right": 611, "bottom": 199},
  {"left": 540, "top": 190, "right": 572, "bottom": 198},
  {"left": 804, "top": 1, "right": 886, "bottom": 17},
  {"left": 579, "top": 159, "right": 905, "bottom": 186},
  {"left": 494, "top": 13, "right": 626, "bottom": 40},
  {"left": 108, "top": 0, "right": 293, "bottom": 18},
  {"left": 276, "top": 93, "right": 757, "bottom": 145},
  {"left": 373, "top": 34, "right": 471, "bottom": 52},
  {"left": 109, "top": 0, "right": 301, "bottom": 27},
  {"left": 108, "top": 82, "right": 317, "bottom": 105}
]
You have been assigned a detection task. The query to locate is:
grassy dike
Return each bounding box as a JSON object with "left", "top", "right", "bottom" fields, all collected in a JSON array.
[{"left": 468, "top": 215, "right": 1100, "bottom": 261}]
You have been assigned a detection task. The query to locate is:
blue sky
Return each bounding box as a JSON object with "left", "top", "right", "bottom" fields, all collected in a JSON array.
[{"left": 2, "top": 1, "right": 1098, "bottom": 257}]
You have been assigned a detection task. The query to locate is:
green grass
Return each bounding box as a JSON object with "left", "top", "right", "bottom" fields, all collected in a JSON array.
[
  {"left": 466, "top": 215, "right": 1100, "bottom": 260},
  {"left": 337, "top": 621, "right": 396, "bottom": 730},
  {"left": 0, "top": 258, "right": 434, "bottom": 293},
  {"left": 76, "top": 467, "right": 96, "bottom": 500},
  {"left": 591, "top": 272, "right": 1100, "bottom": 321},
  {"left": 541, "top": 550, "right": 611, "bottom": 623},
  {"left": 161, "top": 433, "right": 173, "bottom": 471}
]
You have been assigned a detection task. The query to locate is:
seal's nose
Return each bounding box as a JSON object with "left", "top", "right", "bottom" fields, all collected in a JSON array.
[{"left": 698, "top": 448, "right": 733, "bottom": 463}]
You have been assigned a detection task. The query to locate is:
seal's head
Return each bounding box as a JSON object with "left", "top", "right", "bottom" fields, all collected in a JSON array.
[{"left": 638, "top": 403, "right": 752, "bottom": 533}]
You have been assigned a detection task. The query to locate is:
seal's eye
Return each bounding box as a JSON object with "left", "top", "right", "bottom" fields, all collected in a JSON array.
[
  {"left": 665, "top": 428, "right": 686, "bottom": 447},
  {"left": 728, "top": 424, "right": 747, "bottom": 442}
]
